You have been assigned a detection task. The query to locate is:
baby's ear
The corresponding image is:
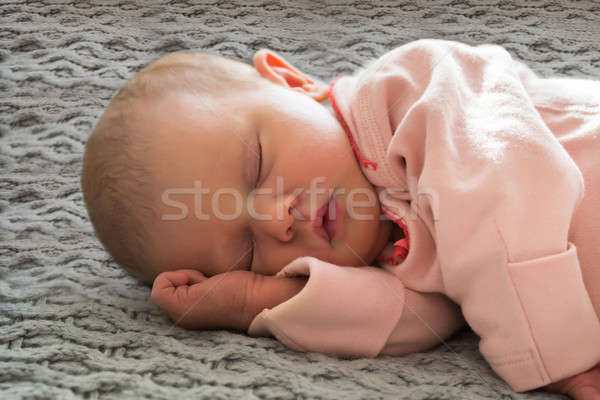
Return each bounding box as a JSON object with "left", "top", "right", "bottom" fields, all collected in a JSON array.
[{"left": 253, "top": 49, "right": 329, "bottom": 103}]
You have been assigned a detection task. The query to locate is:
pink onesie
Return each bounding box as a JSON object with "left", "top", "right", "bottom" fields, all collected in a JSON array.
[{"left": 247, "top": 39, "right": 600, "bottom": 392}]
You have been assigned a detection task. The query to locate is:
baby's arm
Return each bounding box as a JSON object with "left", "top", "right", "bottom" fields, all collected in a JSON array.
[
  {"left": 151, "top": 269, "right": 306, "bottom": 332},
  {"left": 152, "top": 258, "right": 466, "bottom": 359},
  {"left": 247, "top": 256, "right": 467, "bottom": 358}
]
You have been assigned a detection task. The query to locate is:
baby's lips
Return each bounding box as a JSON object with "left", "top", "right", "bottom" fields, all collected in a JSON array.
[{"left": 311, "top": 199, "right": 330, "bottom": 228}]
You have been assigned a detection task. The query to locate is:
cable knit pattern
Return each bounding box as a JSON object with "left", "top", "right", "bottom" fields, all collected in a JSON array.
[{"left": 1, "top": 1, "right": 598, "bottom": 399}]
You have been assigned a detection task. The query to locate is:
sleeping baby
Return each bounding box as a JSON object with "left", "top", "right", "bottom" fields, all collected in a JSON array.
[{"left": 80, "top": 39, "right": 600, "bottom": 398}]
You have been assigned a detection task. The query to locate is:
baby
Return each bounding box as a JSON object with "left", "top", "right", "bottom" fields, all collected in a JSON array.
[{"left": 81, "top": 39, "right": 600, "bottom": 398}]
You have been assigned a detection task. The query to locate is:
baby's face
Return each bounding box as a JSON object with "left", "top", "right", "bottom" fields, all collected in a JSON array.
[{"left": 143, "top": 76, "right": 392, "bottom": 278}]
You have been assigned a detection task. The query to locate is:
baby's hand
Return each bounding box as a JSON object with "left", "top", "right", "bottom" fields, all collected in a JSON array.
[
  {"left": 151, "top": 269, "right": 256, "bottom": 331},
  {"left": 543, "top": 362, "right": 600, "bottom": 400},
  {"left": 151, "top": 269, "right": 306, "bottom": 331}
]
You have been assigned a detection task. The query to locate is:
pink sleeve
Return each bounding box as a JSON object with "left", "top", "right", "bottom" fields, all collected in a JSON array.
[
  {"left": 247, "top": 256, "right": 466, "bottom": 358},
  {"left": 381, "top": 288, "right": 466, "bottom": 356},
  {"left": 347, "top": 39, "right": 600, "bottom": 391}
]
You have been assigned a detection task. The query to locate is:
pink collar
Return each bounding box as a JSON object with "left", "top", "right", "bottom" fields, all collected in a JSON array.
[
  {"left": 328, "top": 77, "right": 378, "bottom": 171},
  {"left": 328, "top": 77, "right": 409, "bottom": 265}
]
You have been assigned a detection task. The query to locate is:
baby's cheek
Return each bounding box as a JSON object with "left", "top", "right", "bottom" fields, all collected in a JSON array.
[{"left": 253, "top": 246, "right": 314, "bottom": 276}]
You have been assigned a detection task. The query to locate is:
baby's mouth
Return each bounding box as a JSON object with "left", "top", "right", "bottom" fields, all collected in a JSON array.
[
  {"left": 312, "top": 196, "right": 338, "bottom": 244},
  {"left": 323, "top": 197, "right": 338, "bottom": 241}
]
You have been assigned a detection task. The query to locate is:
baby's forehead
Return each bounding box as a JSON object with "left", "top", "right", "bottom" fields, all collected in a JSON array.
[
  {"left": 147, "top": 93, "right": 248, "bottom": 145},
  {"left": 145, "top": 92, "right": 257, "bottom": 180}
]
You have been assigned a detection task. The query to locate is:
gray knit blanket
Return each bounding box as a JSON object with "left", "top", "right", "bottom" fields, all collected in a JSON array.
[{"left": 2, "top": 1, "right": 599, "bottom": 399}]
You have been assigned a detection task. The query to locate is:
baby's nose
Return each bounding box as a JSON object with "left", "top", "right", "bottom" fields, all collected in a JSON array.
[
  {"left": 265, "top": 204, "right": 295, "bottom": 242},
  {"left": 249, "top": 195, "right": 297, "bottom": 242}
]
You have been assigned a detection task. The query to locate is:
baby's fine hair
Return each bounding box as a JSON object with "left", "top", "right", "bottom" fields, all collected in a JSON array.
[{"left": 80, "top": 51, "right": 262, "bottom": 284}]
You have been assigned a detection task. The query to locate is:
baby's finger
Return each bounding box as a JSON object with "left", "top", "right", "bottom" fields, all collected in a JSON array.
[
  {"left": 174, "top": 269, "right": 208, "bottom": 285},
  {"left": 151, "top": 278, "right": 197, "bottom": 317},
  {"left": 151, "top": 271, "right": 199, "bottom": 309},
  {"left": 155, "top": 270, "right": 205, "bottom": 288},
  {"left": 151, "top": 273, "right": 177, "bottom": 309}
]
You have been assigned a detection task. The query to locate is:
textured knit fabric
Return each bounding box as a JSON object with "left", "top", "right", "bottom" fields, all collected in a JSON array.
[
  {"left": 248, "top": 39, "right": 600, "bottom": 392},
  {"left": 4, "top": 1, "right": 600, "bottom": 399}
]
